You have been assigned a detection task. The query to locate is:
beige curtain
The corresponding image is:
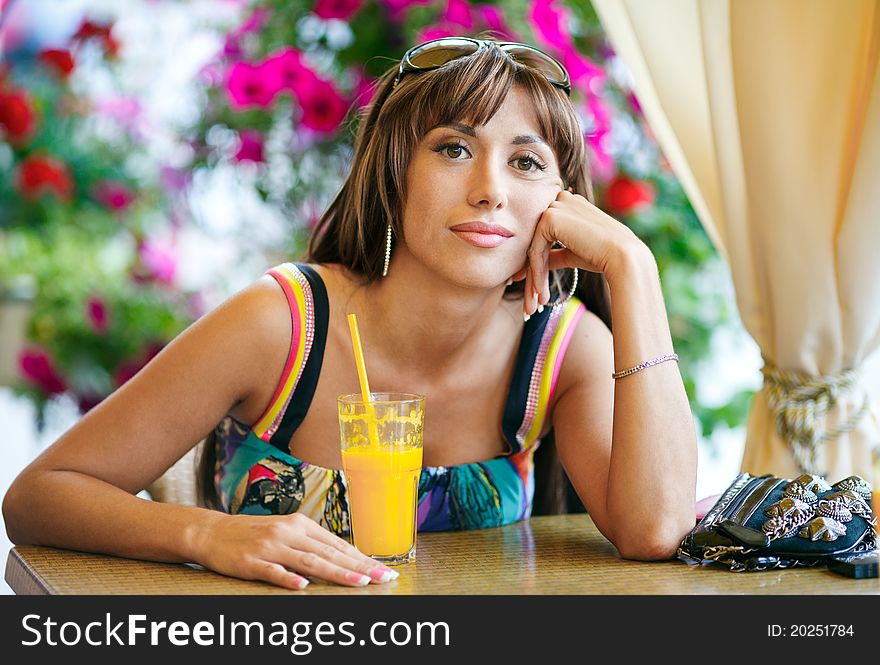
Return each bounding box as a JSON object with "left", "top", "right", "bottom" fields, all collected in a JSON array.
[{"left": 591, "top": 0, "right": 880, "bottom": 481}]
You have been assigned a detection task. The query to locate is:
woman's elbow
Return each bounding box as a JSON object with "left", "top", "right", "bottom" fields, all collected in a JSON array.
[
  {"left": 3, "top": 473, "right": 36, "bottom": 544},
  {"left": 614, "top": 519, "right": 693, "bottom": 561}
]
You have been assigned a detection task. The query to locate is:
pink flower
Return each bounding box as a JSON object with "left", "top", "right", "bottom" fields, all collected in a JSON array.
[
  {"left": 94, "top": 181, "right": 135, "bottom": 211},
  {"left": 586, "top": 137, "right": 615, "bottom": 184},
  {"left": 86, "top": 296, "right": 109, "bottom": 333},
  {"left": 233, "top": 130, "right": 264, "bottom": 163},
  {"left": 93, "top": 96, "right": 144, "bottom": 138},
  {"left": 585, "top": 94, "right": 612, "bottom": 138},
  {"left": 313, "top": 0, "right": 363, "bottom": 21},
  {"left": 416, "top": 25, "right": 458, "bottom": 44},
  {"left": 187, "top": 292, "right": 208, "bottom": 319},
  {"left": 442, "top": 0, "right": 473, "bottom": 29},
  {"left": 237, "top": 7, "right": 271, "bottom": 34},
  {"left": 19, "top": 348, "right": 67, "bottom": 395},
  {"left": 628, "top": 92, "right": 642, "bottom": 115},
  {"left": 352, "top": 67, "right": 377, "bottom": 108},
  {"left": 298, "top": 79, "right": 349, "bottom": 134},
  {"left": 226, "top": 61, "right": 277, "bottom": 111},
  {"left": 198, "top": 62, "right": 225, "bottom": 87},
  {"left": 563, "top": 50, "right": 605, "bottom": 92},
  {"left": 94, "top": 96, "right": 142, "bottom": 122},
  {"left": 380, "top": 0, "right": 432, "bottom": 21},
  {"left": 528, "top": 0, "right": 572, "bottom": 52},
  {"left": 262, "top": 48, "right": 320, "bottom": 99},
  {"left": 160, "top": 166, "right": 191, "bottom": 193},
  {"left": 223, "top": 35, "right": 244, "bottom": 59},
  {"left": 478, "top": 5, "right": 516, "bottom": 40},
  {"left": 133, "top": 239, "right": 177, "bottom": 286}
]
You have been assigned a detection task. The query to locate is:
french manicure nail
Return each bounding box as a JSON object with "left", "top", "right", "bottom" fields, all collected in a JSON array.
[
  {"left": 370, "top": 568, "right": 396, "bottom": 583},
  {"left": 505, "top": 278, "right": 513, "bottom": 286},
  {"left": 294, "top": 577, "right": 309, "bottom": 590},
  {"left": 349, "top": 572, "right": 371, "bottom": 586},
  {"left": 523, "top": 313, "right": 531, "bottom": 322},
  {"left": 537, "top": 305, "right": 544, "bottom": 314}
]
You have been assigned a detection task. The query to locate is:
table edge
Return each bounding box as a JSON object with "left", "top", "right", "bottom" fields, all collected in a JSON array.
[{"left": 6, "top": 547, "right": 52, "bottom": 595}]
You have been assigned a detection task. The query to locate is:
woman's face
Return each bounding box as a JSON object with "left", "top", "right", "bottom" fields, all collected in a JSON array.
[{"left": 399, "top": 86, "right": 564, "bottom": 290}]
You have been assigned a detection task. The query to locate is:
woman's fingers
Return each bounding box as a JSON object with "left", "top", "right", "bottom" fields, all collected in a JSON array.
[
  {"left": 299, "top": 531, "right": 397, "bottom": 583},
  {"left": 546, "top": 247, "right": 582, "bottom": 272},
  {"left": 257, "top": 561, "right": 311, "bottom": 591},
  {"left": 278, "top": 547, "right": 378, "bottom": 587}
]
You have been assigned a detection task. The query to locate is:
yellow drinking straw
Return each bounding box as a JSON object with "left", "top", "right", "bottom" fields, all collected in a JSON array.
[{"left": 347, "top": 313, "right": 380, "bottom": 448}]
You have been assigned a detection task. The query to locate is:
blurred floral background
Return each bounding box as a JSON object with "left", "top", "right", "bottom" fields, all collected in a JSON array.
[{"left": 0, "top": 0, "right": 761, "bottom": 465}]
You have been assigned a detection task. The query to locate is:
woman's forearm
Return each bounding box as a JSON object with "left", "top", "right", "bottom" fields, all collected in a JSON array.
[
  {"left": 3, "top": 468, "right": 220, "bottom": 564},
  {"left": 604, "top": 243, "right": 698, "bottom": 557}
]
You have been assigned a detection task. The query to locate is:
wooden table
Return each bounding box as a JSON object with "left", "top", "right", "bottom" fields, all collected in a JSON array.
[{"left": 6, "top": 515, "right": 878, "bottom": 595}]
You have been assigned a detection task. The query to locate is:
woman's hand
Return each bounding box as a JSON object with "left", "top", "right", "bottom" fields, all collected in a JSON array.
[
  {"left": 515, "top": 190, "right": 650, "bottom": 316},
  {"left": 193, "top": 511, "right": 397, "bottom": 590}
]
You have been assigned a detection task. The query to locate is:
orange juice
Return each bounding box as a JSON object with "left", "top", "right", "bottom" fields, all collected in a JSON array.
[{"left": 342, "top": 445, "right": 423, "bottom": 560}]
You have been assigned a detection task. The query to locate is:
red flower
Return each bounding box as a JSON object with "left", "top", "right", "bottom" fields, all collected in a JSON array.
[
  {"left": 76, "top": 393, "right": 103, "bottom": 414},
  {"left": 298, "top": 80, "right": 349, "bottom": 134},
  {"left": 226, "top": 61, "right": 277, "bottom": 111},
  {"left": 73, "top": 20, "right": 119, "bottom": 57},
  {"left": 16, "top": 154, "right": 74, "bottom": 202},
  {"left": 233, "top": 130, "right": 264, "bottom": 163},
  {"left": 313, "top": 0, "right": 363, "bottom": 21},
  {"left": 86, "top": 296, "right": 109, "bottom": 333},
  {"left": 39, "top": 49, "right": 75, "bottom": 78},
  {"left": 114, "top": 343, "right": 164, "bottom": 387},
  {"left": 19, "top": 348, "right": 67, "bottom": 395},
  {"left": 604, "top": 175, "right": 655, "bottom": 214},
  {"left": 0, "top": 89, "right": 37, "bottom": 143},
  {"left": 94, "top": 180, "right": 135, "bottom": 211}
]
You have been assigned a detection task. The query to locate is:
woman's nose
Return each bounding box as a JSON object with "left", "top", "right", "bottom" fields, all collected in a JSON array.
[{"left": 466, "top": 158, "right": 508, "bottom": 210}]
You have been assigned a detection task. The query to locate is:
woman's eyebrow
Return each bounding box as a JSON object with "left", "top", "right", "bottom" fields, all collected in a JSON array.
[
  {"left": 429, "top": 123, "right": 548, "bottom": 145},
  {"left": 511, "top": 134, "right": 547, "bottom": 146}
]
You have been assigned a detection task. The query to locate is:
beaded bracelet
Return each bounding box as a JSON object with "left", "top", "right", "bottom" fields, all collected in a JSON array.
[{"left": 612, "top": 353, "right": 679, "bottom": 380}]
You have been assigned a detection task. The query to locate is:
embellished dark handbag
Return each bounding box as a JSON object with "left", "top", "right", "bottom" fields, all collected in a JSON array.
[{"left": 678, "top": 473, "right": 876, "bottom": 572}]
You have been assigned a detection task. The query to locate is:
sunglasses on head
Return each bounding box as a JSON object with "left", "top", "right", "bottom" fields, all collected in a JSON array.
[{"left": 393, "top": 37, "right": 572, "bottom": 96}]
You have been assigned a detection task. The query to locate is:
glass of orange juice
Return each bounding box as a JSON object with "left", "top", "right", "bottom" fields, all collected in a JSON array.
[{"left": 338, "top": 392, "right": 424, "bottom": 565}]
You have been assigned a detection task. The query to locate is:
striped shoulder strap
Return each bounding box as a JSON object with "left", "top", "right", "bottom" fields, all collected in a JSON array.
[
  {"left": 502, "top": 297, "right": 586, "bottom": 453},
  {"left": 250, "top": 262, "right": 329, "bottom": 451}
]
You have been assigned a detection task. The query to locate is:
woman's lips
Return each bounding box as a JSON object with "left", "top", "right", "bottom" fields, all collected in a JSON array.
[
  {"left": 450, "top": 222, "right": 513, "bottom": 248},
  {"left": 452, "top": 230, "right": 511, "bottom": 248}
]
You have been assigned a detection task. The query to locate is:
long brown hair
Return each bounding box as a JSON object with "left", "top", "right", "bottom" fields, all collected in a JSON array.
[{"left": 198, "top": 42, "right": 612, "bottom": 513}]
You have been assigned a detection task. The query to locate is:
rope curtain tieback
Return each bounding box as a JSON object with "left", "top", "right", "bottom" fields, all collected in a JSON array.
[{"left": 761, "top": 362, "right": 869, "bottom": 476}]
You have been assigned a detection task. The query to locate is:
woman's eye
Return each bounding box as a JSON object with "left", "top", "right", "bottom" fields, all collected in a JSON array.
[
  {"left": 512, "top": 155, "right": 547, "bottom": 172},
  {"left": 433, "top": 142, "right": 469, "bottom": 159}
]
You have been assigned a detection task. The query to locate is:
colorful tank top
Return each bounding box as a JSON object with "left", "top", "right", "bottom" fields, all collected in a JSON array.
[{"left": 210, "top": 263, "right": 586, "bottom": 533}]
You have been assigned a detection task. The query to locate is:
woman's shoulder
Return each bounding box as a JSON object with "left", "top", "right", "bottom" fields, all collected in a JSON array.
[
  {"left": 552, "top": 304, "right": 613, "bottom": 400},
  {"left": 215, "top": 271, "right": 303, "bottom": 423}
]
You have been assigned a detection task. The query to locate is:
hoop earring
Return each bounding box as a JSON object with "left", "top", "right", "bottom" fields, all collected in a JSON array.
[
  {"left": 382, "top": 224, "right": 392, "bottom": 277},
  {"left": 554, "top": 268, "right": 578, "bottom": 307}
]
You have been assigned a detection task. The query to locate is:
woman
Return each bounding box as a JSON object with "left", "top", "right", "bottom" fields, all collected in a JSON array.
[{"left": 3, "top": 38, "right": 697, "bottom": 590}]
